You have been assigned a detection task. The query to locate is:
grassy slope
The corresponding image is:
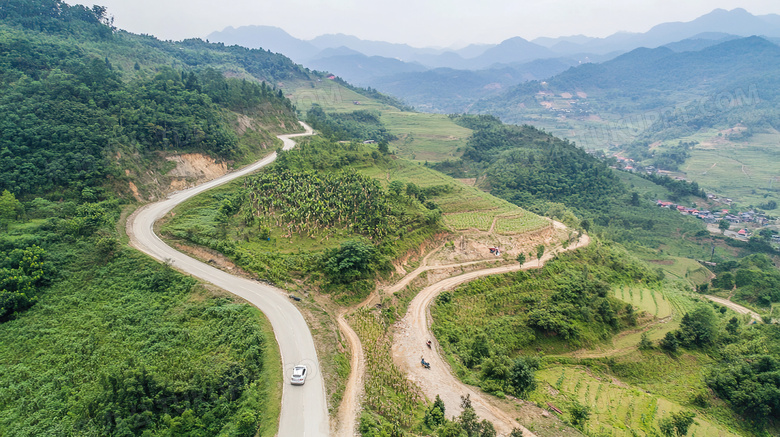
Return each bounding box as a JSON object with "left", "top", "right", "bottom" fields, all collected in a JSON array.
[
  {"left": 431, "top": 245, "right": 749, "bottom": 436},
  {"left": 0, "top": 222, "right": 281, "bottom": 436},
  {"left": 286, "top": 80, "right": 473, "bottom": 163}
]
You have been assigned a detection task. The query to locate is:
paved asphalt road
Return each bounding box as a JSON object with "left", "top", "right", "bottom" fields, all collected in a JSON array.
[{"left": 127, "top": 122, "right": 330, "bottom": 436}]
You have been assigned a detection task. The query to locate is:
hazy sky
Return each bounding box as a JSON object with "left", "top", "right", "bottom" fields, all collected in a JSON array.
[{"left": 71, "top": 0, "right": 780, "bottom": 47}]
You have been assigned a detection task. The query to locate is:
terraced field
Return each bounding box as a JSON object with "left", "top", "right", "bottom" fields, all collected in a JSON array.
[
  {"left": 534, "top": 366, "right": 739, "bottom": 437},
  {"left": 360, "top": 158, "right": 551, "bottom": 236},
  {"left": 494, "top": 213, "right": 551, "bottom": 234},
  {"left": 445, "top": 211, "right": 495, "bottom": 231},
  {"left": 614, "top": 286, "right": 673, "bottom": 319}
]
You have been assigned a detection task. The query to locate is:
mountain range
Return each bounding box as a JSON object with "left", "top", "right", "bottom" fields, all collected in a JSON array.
[
  {"left": 207, "top": 8, "right": 780, "bottom": 113},
  {"left": 208, "top": 8, "right": 780, "bottom": 73}
]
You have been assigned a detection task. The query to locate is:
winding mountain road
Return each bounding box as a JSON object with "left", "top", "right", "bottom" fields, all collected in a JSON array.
[
  {"left": 393, "top": 231, "right": 590, "bottom": 436},
  {"left": 127, "top": 122, "right": 330, "bottom": 437}
]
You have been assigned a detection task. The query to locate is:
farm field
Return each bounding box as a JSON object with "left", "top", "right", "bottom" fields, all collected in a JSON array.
[
  {"left": 531, "top": 365, "right": 740, "bottom": 437},
  {"left": 681, "top": 131, "right": 780, "bottom": 206},
  {"left": 640, "top": 256, "right": 714, "bottom": 288},
  {"left": 287, "top": 80, "right": 474, "bottom": 163},
  {"left": 382, "top": 111, "right": 472, "bottom": 162},
  {"left": 361, "top": 157, "right": 551, "bottom": 235},
  {"left": 286, "top": 79, "right": 392, "bottom": 114}
]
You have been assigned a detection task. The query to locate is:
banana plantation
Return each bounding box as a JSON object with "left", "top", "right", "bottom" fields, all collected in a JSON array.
[{"left": 243, "top": 168, "right": 393, "bottom": 240}]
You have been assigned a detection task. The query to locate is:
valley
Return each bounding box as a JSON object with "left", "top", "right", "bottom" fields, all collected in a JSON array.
[{"left": 1, "top": 2, "right": 779, "bottom": 437}]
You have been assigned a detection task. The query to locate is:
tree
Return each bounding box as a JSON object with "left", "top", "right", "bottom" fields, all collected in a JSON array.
[
  {"left": 0, "top": 190, "right": 23, "bottom": 231},
  {"left": 658, "top": 411, "right": 695, "bottom": 437},
  {"left": 388, "top": 180, "right": 405, "bottom": 196},
  {"left": 437, "top": 420, "right": 467, "bottom": 437},
  {"left": 726, "top": 317, "right": 740, "bottom": 336},
  {"left": 516, "top": 253, "right": 526, "bottom": 265},
  {"left": 536, "top": 244, "right": 545, "bottom": 266},
  {"left": 479, "top": 420, "right": 496, "bottom": 437},
  {"left": 509, "top": 356, "right": 539, "bottom": 397},
  {"left": 425, "top": 395, "right": 446, "bottom": 428},
  {"left": 570, "top": 401, "right": 591, "bottom": 427},
  {"left": 509, "top": 429, "right": 524, "bottom": 437},
  {"left": 659, "top": 331, "right": 679, "bottom": 353},
  {"left": 323, "top": 240, "right": 377, "bottom": 283},
  {"left": 679, "top": 306, "right": 717, "bottom": 347},
  {"left": 712, "top": 272, "right": 734, "bottom": 290},
  {"left": 718, "top": 219, "right": 730, "bottom": 232},
  {"left": 638, "top": 332, "right": 653, "bottom": 350},
  {"left": 458, "top": 395, "right": 480, "bottom": 437},
  {"left": 481, "top": 355, "right": 512, "bottom": 382},
  {"left": 378, "top": 141, "right": 389, "bottom": 155},
  {"left": 468, "top": 333, "right": 490, "bottom": 366},
  {"left": 406, "top": 182, "right": 420, "bottom": 198}
]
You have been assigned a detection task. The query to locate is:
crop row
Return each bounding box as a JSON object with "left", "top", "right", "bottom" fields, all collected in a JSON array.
[
  {"left": 443, "top": 212, "right": 494, "bottom": 231},
  {"left": 493, "top": 214, "right": 550, "bottom": 234}
]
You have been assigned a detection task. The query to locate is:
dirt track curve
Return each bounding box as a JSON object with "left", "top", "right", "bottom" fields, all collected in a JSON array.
[
  {"left": 335, "top": 221, "right": 590, "bottom": 436},
  {"left": 704, "top": 295, "right": 762, "bottom": 322},
  {"left": 393, "top": 231, "right": 590, "bottom": 436},
  {"left": 127, "top": 123, "right": 331, "bottom": 437}
]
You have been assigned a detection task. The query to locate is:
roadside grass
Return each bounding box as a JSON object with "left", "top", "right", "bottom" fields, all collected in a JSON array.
[
  {"left": 348, "top": 308, "right": 426, "bottom": 428},
  {"left": 252, "top": 306, "right": 284, "bottom": 437},
  {"left": 530, "top": 362, "right": 740, "bottom": 437}
]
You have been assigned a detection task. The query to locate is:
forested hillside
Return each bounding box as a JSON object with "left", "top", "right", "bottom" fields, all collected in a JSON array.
[
  {"left": 0, "top": 2, "right": 316, "bottom": 435},
  {"left": 432, "top": 115, "right": 714, "bottom": 255},
  {"left": 473, "top": 37, "right": 780, "bottom": 129},
  {"left": 0, "top": 0, "right": 307, "bottom": 199}
]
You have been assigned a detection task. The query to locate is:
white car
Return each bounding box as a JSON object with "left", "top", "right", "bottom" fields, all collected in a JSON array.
[{"left": 291, "top": 365, "right": 307, "bottom": 385}]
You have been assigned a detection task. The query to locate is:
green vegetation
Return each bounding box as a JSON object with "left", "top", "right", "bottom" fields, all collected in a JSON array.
[
  {"left": 288, "top": 79, "right": 474, "bottom": 162},
  {"left": 306, "top": 104, "right": 395, "bottom": 143},
  {"left": 244, "top": 168, "right": 394, "bottom": 240},
  {"left": 432, "top": 115, "right": 726, "bottom": 259},
  {"left": 350, "top": 308, "right": 424, "bottom": 427},
  {"left": 0, "top": 3, "right": 328, "bottom": 435},
  {"left": 162, "top": 137, "right": 444, "bottom": 301},
  {"left": 432, "top": 243, "right": 661, "bottom": 394},
  {"left": 706, "top": 325, "right": 780, "bottom": 427},
  {"left": 658, "top": 411, "right": 696, "bottom": 437},
  {"left": 0, "top": 0, "right": 304, "bottom": 198},
  {"left": 708, "top": 254, "right": 780, "bottom": 308},
  {"left": 432, "top": 234, "right": 780, "bottom": 434},
  {"left": 0, "top": 197, "right": 281, "bottom": 436}
]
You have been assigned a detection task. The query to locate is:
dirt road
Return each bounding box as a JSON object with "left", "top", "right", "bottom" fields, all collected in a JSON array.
[
  {"left": 704, "top": 295, "right": 762, "bottom": 322},
  {"left": 127, "top": 123, "right": 331, "bottom": 437},
  {"left": 393, "top": 233, "right": 590, "bottom": 436},
  {"left": 334, "top": 245, "right": 503, "bottom": 436}
]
